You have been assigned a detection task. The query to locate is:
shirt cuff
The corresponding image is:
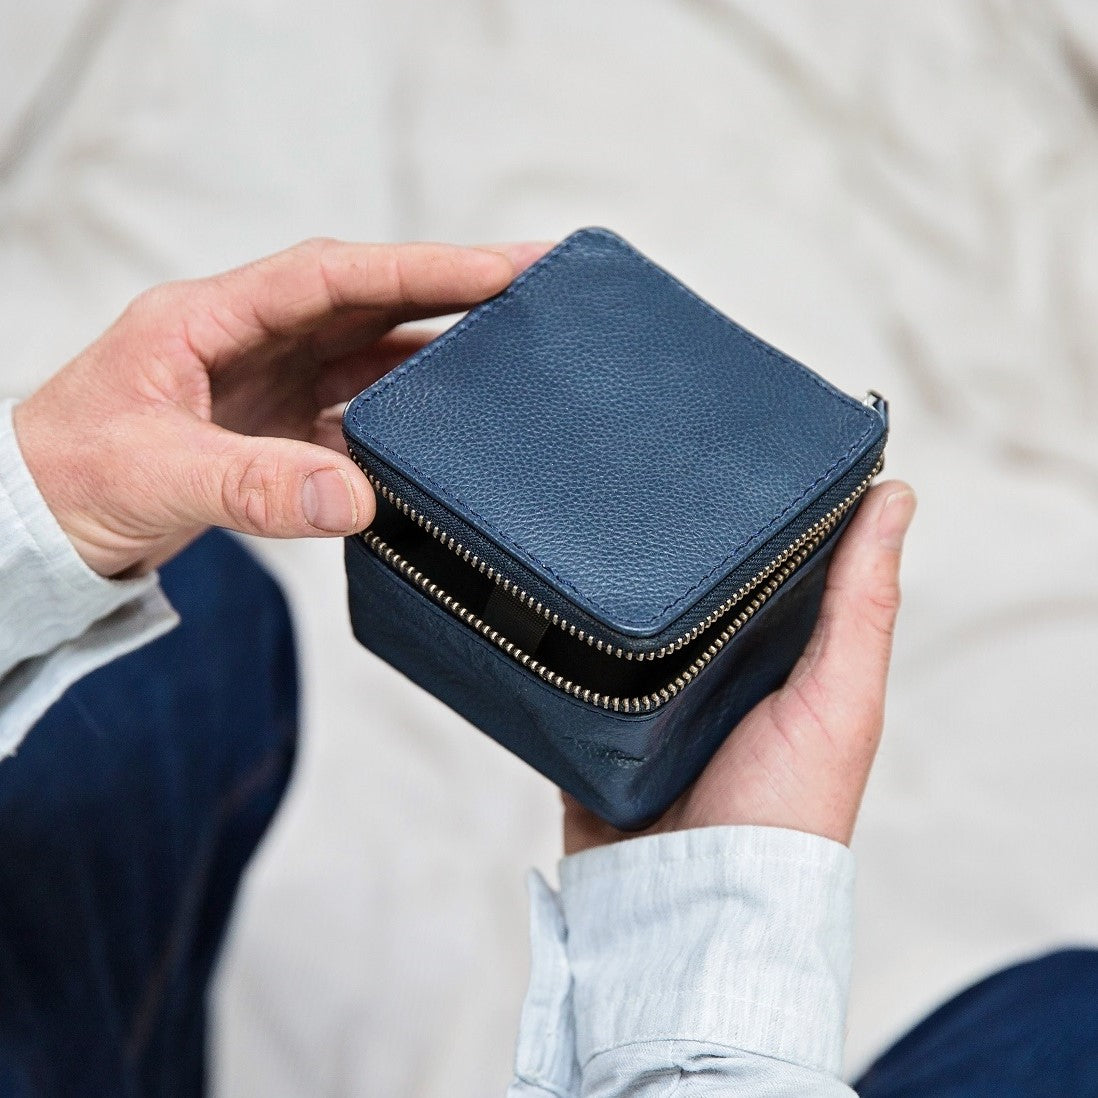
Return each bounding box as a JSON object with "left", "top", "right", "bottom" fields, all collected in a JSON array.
[
  {"left": 508, "top": 870, "right": 581, "bottom": 1097},
  {"left": 558, "top": 825, "right": 855, "bottom": 1076},
  {"left": 0, "top": 397, "right": 178, "bottom": 754}
]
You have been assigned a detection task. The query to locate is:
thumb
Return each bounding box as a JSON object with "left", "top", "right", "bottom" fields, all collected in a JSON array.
[
  {"left": 170, "top": 421, "right": 375, "bottom": 538},
  {"left": 790, "top": 480, "right": 916, "bottom": 725}
]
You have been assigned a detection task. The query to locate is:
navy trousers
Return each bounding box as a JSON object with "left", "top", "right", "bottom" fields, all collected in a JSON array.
[
  {"left": 0, "top": 531, "right": 297, "bottom": 1097},
  {"left": 854, "top": 948, "right": 1098, "bottom": 1096},
  {"left": 0, "top": 530, "right": 1096, "bottom": 1095}
]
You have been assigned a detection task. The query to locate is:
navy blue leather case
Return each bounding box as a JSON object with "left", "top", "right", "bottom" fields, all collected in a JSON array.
[{"left": 343, "top": 228, "right": 887, "bottom": 829}]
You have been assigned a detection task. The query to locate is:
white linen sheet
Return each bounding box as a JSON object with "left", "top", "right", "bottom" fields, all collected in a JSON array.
[{"left": 3, "top": 2, "right": 1097, "bottom": 1093}]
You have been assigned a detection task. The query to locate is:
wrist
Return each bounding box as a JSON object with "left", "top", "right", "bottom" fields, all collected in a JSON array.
[{"left": 11, "top": 395, "right": 138, "bottom": 578}]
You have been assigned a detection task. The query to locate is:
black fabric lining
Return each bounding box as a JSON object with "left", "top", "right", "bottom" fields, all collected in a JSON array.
[{"left": 369, "top": 495, "right": 758, "bottom": 699}]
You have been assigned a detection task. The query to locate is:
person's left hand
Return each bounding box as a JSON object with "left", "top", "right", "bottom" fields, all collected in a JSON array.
[{"left": 14, "top": 238, "right": 546, "bottom": 577}]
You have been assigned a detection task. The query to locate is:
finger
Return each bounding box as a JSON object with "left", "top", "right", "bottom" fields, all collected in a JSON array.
[
  {"left": 307, "top": 305, "right": 408, "bottom": 361},
  {"left": 179, "top": 239, "right": 532, "bottom": 369},
  {"left": 794, "top": 480, "right": 916, "bottom": 709},
  {"left": 306, "top": 243, "right": 554, "bottom": 362},
  {"left": 311, "top": 406, "right": 350, "bottom": 455},
  {"left": 359, "top": 242, "right": 552, "bottom": 330},
  {"left": 561, "top": 792, "right": 624, "bottom": 856},
  {"left": 313, "top": 328, "right": 439, "bottom": 407},
  {"left": 166, "top": 419, "right": 375, "bottom": 538}
]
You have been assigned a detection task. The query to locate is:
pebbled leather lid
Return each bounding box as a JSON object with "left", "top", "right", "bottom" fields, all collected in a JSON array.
[{"left": 344, "top": 228, "right": 884, "bottom": 639}]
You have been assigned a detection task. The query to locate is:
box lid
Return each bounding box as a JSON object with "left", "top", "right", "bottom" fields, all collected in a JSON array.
[{"left": 344, "top": 228, "right": 884, "bottom": 640}]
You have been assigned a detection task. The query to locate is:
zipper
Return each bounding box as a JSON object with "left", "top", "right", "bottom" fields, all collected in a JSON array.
[{"left": 351, "top": 452, "right": 882, "bottom": 713}]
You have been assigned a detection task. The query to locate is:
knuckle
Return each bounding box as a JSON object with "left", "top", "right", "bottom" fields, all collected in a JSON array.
[
  {"left": 295, "top": 236, "right": 338, "bottom": 259},
  {"left": 313, "top": 238, "right": 348, "bottom": 302},
  {"left": 222, "top": 451, "right": 283, "bottom": 533},
  {"left": 123, "top": 282, "right": 181, "bottom": 323},
  {"left": 285, "top": 237, "right": 346, "bottom": 308},
  {"left": 860, "top": 580, "right": 903, "bottom": 641},
  {"left": 869, "top": 578, "right": 903, "bottom": 618}
]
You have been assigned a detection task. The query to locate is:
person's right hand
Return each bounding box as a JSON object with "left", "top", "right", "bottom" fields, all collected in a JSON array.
[
  {"left": 565, "top": 480, "right": 916, "bottom": 854},
  {"left": 13, "top": 238, "right": 546, "bottom": 578}
]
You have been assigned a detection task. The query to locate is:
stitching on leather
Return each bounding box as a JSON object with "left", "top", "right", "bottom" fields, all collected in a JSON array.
[
  {"left": 580, "top": 229, "right": 874, "bottom": 415},
  {"left": 347, "top": 229, "right": 879, "bottom": 628},
  {"left": 350, "top": 234, "right": 584, "bottom": 405}
]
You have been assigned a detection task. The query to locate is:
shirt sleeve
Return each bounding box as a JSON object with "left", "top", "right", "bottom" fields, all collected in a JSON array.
[
  {"left": 509, "top": 825, "right": 857, "bottom": 1098},
  {"left": 0, "top": 397, "right": 178, "bottom": 756}
]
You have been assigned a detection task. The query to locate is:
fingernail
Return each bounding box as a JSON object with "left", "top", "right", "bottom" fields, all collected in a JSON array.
[
  {"left": 302, "top": 468, "right": 357, "bottom": 533},
  {"left": 316, "top": 402, "right": 349, "bottom": 423},
  {"left": 877, "top": 489, "right": 917, "bottom": 549}
]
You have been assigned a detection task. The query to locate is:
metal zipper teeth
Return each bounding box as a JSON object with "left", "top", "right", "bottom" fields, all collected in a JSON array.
[
  {"left": 351, "top": 452, "right": 882, "bottom": 662},
  {"left": 353, "top": 456, "right": 882, "bottom": 714},
  {"left": 364, "top": 515, "right": 821, "bottom": 713}
]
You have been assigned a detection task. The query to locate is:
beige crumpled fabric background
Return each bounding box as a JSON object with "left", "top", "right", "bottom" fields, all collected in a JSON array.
[{"left": 3, "top": 2, "right": 1098, "bottom": 1093}]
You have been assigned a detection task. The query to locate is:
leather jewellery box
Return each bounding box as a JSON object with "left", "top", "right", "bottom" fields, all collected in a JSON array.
[{"left": 343, "top": 228, "right": 888, "bottom": 830}]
